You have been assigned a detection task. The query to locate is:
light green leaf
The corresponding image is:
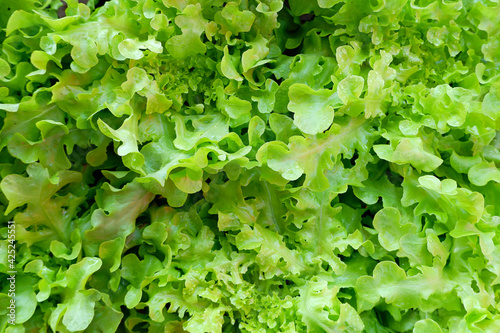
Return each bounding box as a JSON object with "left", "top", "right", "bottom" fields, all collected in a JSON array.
[
  {"left": 288, "top": 83, "right": 342, "bottom": 135},
  {"left": 166, "top": 4, "right": 207, "bottom": 58},
  {"left": 242, "top": 34, "right": 270, "bottom": 72},
  {"left": 373, "top": 207, "right": 417, "bottom": 252},
  {"left": 374, "top": 138, "right": 443, "bottom": 172},
  {"left": 221, "top": 46, "right": 243, "bottom": 81},
  {"left": 98, "top": 113, "right": 140, "bottom": 156},
  {"left": 62, "top": 290, "right": 101, "bottom": 332},
  {"left": 482, "top": 81, "right": 500, "bottom": 121},
  {"left": 414, "top": 319, "right": 444, "bottom": 333},
  {"left": 469, "top": 161, "right": 500, "bottom": 186},
  {"left": 337, "top": 75, "right": 364, "bottom": 104}
]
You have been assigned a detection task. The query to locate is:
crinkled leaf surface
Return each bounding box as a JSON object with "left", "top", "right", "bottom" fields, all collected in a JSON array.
[{"left": 0, "top": 0, "right": 499, "bottom": 332}]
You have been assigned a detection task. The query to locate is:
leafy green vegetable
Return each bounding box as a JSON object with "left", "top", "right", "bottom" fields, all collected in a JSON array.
[{"left": 0, "top": 0, "right": 499, "bottom": 332}]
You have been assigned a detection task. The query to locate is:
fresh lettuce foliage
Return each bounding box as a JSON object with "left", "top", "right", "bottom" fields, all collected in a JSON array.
[{"left": 0, "top": 0, "right": 499, "bottom": 332}]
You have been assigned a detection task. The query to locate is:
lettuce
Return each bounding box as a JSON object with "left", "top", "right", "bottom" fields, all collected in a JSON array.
[{"left": 0, "top": 0, "right": 499, "bottom": 332}]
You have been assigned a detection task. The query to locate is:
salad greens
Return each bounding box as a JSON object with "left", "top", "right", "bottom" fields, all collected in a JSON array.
[{"left": 0, "top": 0, "right": 499, "bottom": 332}]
